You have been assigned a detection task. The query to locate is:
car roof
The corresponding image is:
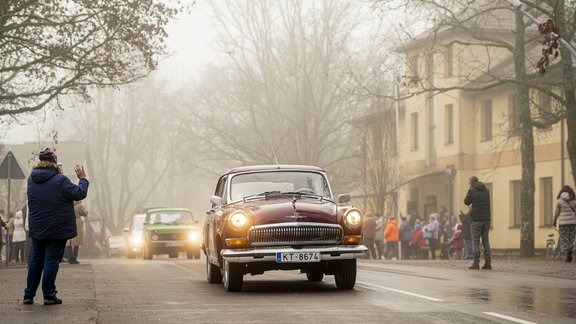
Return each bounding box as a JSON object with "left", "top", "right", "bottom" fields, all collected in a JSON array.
[{"left": 224, "top": 165, "right": 325, "bottom": 175}]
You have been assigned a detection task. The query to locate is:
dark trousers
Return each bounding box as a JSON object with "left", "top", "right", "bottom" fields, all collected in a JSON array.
[
  {"left": 385, "top": 241, "right": 399, "bottom": 259},
  {"left": 24, "top": 238, "right": 67, "bottom": 299},
  {"left": 11, "top": 241, "right": 25, "bottom": 261},
  {"left": 364, "top": 238, "right": 376, "bottom": 259},
  {"left": 471, "top": 220, "right": 492, "bottom": 263},
  {"left": 428, "top": 238, "right": 439, "bottom": 260},
  {"left": 401, "top": 240, "right": 411, "bottom": 259}
]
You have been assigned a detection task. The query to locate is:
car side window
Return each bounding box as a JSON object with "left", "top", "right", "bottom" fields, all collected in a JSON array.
[{"left": 214, "top": 176, "right": 228, "bottom": 207}]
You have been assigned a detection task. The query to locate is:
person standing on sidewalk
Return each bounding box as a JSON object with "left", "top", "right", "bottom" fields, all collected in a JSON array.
[
  {"left": 464, "top": 176, "right": 492, "bottom": 270},
  {"left": 23, "top": 148, "right": 89, "bottom": 305},
  {"left": 399, "top": 215, "right": 412, "bottom": 260},
  {"left": 384, "top": 216, "right": 399, "bottom": 260},
  {"left": 68, "top": 202, "right": 88, "bottom": 264},
  {"left": 553, "top": 185, "right": 576, "bottom": 263}
]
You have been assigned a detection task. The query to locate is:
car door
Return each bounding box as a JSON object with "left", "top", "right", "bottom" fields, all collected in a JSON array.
[{"left": 205, "top": 175, "right": 227, "bottom": 264}]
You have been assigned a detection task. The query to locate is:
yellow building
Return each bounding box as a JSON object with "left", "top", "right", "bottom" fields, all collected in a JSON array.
[{"left": 357, "top": 14, "right": 573, "bottom": 251}]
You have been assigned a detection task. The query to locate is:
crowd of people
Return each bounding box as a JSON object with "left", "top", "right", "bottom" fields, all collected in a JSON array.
[{"left": 362, "top": 210, "right": 464, "bottom": 261}]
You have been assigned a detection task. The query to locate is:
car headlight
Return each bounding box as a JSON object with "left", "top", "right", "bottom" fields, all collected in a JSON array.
[
  {"left": 345, "top": 209, "right": 363, "bottom": 227},
  {"left": 188, "top": 232, "right": 200, "bottom": 241},
  {"left": 229, "top": 211, "right": 249, "bottom": 229},
  {"left": 131, "top": 235, "right": 143, "bottom": 247}
]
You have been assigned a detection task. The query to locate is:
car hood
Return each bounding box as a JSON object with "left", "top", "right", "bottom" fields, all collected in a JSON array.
[
  {"left": 236, "top": 197, "right": 337, "bottom": 226},
  {"left": 145, "top": 224, "right": 198, "bottom": 232}
]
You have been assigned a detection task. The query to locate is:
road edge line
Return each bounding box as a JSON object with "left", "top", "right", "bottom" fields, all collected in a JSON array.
[
  {"left": 356, "top": 281, "right": 444, "bottom": 302},
  {"left": 483, "top": 312, "right": 537, "bottom": 324}
]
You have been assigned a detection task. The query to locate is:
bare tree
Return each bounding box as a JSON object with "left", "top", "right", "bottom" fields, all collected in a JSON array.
[
  {"left": 175, "top": 0, "right": 372, "bottom": 194},
  {"left": 0, "top": 0, "right": 184, "bottom": 118}
]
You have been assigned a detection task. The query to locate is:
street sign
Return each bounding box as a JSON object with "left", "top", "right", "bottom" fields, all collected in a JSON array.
[
  {"left": 0, "top": 151, "right": 25, "bottom": 268},
  {"left": 0, "top": 151, "right": 25, "bottom": 179}
]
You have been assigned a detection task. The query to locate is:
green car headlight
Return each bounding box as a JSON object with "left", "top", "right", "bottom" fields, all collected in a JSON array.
[{"left": 188, "top": 232, "right": 200, "bottom": 241}]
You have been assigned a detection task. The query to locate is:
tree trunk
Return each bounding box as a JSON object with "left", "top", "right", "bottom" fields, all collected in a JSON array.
[
  {"left": 515, "top": 8, "right": 536, "bottom": 257},
  {"left": 556, "top": 0, "right": 576, "bottom": 187}
]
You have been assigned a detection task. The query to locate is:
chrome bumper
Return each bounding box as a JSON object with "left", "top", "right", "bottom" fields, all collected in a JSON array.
[{"left": 221, "top": 245, "right": 368, "bottom": 263}]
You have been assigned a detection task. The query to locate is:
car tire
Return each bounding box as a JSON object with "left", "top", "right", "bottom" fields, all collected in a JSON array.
[
  {"left": 143, "top": 243, "right": 153, "bottom": 260},
  {"left": 206, "top": 257, "right": 223, "bottom": 283},
  {"left": 169, "top": 251, "right": 179, "bottom": 258},
  {"left": 223, "top": 260, "right": 243, "bottom": 292},
  {"left": 306, "top": 270, "right": 324, "bottom": 282},
  {"left": 187, "top": 248, "right": 201, "bottom": 260},
  {"left": 334, "top": 259, "right": 357, "bottom": 289}
]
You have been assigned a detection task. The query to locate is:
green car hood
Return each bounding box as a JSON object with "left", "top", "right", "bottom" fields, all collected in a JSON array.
[{"left": 145, "top": 224, "right": 199, "bottom": 233}]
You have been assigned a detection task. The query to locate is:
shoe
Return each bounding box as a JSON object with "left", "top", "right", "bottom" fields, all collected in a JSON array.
[
  {"left": 566, "top": 251, "right": 573, "bottom": 263},
  {"left": 44, "top": 294, "right": 62, "bottom": 305},
  {"left": 23, "top": 297, "right": 33, "bottom": 305},
  {"left": 468, "top": 262, "right": 480, "bottom": 270},
  {"left": 481, "top": 262, "right": 492, "bottom": 270}
]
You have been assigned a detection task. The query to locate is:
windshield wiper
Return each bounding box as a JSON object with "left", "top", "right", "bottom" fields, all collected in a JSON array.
[{"left": 242, "top": 191, "right": 281, "bottom": 202}]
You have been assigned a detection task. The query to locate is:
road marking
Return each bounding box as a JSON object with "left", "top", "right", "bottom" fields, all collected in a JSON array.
[
  {"left": 483, "top": 312, "right": 537, "bottom": 324},
  {"left": 356, "top": 281, "right": 444, "bottom": 302}
]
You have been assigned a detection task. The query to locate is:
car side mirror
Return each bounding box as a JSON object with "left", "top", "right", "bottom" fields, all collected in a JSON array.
[
  {"left": 210, "top": 195, "right": 222, "bottom": 207},
  {"left": 338, "top": 194, "right": 351, "bottom": 204}
]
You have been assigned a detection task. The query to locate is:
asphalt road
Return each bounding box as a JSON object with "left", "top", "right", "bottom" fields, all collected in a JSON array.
[{"left": 1, "top": 256, "right": 575, "bottom": 324}]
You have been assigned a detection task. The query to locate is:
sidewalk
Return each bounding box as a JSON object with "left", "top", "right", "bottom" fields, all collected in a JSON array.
[{"left": 360, "top": 256, "right": 576, "bottom": 280}]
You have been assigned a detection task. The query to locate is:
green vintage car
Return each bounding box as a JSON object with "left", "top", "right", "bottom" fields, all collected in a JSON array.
[{"left": 142, "top": 207, "right": 202, "bottom": 260}]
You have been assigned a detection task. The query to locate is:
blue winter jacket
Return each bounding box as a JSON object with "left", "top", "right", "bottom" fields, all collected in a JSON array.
[{"left": 27, "top": 167, "right": 89, "bottom": 240}]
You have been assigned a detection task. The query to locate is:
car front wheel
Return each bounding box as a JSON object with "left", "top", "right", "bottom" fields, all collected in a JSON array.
[
  {"left": 334, "top": 259, "right": 357, "bottom": 289},
  {"left": 222, "top": 260, "right": 243, "bottom": 292}
]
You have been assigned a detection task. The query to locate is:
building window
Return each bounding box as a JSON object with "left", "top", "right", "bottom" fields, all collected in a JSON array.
[
  {"left": 445, "top": 104, "right": 454, "bottom": 144},
  {"left": 410, "top": 112, "right": 419, "bottom": 150},
  {"left": 508, "top": 94, "right": 520, "bottom": 136},
  {"left": 444, "top": 44, "right": 453, "bottom": 77},
  {"left": 540, "top": 177, "right": 553, "bottom": 227},
  {"left": 481, "top": 99, "right": 493, "bottom": 142},
  {"left": 511, "top": 180, "right": 521, "bottom": 227},
  {"left": 538, "top": 91, "right": 553, "bottom": 131}
]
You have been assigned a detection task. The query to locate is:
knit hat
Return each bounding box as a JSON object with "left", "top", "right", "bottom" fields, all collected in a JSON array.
[
  {"left": 469, "top": 176, "right": 479, "bottom": 184},
  {"left": 38, "top": 148, "right": 57, "bottom": 163}
]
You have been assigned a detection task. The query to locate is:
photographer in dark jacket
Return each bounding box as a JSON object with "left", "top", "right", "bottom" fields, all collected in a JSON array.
[
  {"left": 464, "top": 176, "right": 492, "bottom": 270},
  {"left": 22, "top": 148, "right": 89, "bottom": 305}
]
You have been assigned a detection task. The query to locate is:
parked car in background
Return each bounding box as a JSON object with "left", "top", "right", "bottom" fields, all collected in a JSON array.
[
  {"left": 203, "top": 165, "right": 367, "bottom": 292},
  {"left": 124, "top": 213, "right": 146, "bottom": 259},
  {"left": 143, "top": 207, "right": 201, "bottom": 260},
  {"left": 106, "top": 235, "right": 127, "bottom": 258}
]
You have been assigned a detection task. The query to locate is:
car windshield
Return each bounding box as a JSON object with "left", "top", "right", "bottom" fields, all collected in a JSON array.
[
  {"left": 230, "top": 171, "right": 331, "bottom": 201},
  {"left": 149, "top": 211, "right": 194, "bottom": 225}
]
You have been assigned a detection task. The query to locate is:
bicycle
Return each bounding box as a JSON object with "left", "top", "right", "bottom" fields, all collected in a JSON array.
[{"left": 544, "top": 232, "right": 561, "bottom": 260}]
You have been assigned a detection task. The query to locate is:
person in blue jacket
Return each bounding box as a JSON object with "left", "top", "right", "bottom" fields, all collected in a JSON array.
[{"left": 22, "top": 148, "right": 89, "bottom": 305}]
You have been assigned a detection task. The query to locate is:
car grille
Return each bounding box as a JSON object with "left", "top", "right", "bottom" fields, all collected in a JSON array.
[
  {"left": 248, "top": 223, "right": 343, "bottom": 246},
  {"left": 154, "top": 233, "right": 188, "bottom": 241}
]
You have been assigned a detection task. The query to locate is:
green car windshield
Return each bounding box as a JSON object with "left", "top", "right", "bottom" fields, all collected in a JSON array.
[{"left": 149, "top": 211, "right": 194, "bottom": 225}]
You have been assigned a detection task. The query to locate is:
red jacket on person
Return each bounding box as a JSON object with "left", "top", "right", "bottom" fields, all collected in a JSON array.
[{"left": 411, "top": 229, "right": 426, "bottom": 247}]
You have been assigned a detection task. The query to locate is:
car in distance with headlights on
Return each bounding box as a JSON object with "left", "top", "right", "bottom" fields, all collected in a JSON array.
[
  {"left": 203, "top": 165, "right": 367, "bottom": 292},
  {"left": 124, "top": 213, "right": 145, "bottom": 258},
  {"left": 143, "top": 207, "right": 201, "bottom": 260}
]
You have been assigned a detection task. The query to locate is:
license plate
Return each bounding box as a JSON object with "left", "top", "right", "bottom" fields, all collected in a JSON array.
[
  {"left": 276, "top": 251, "right": 320, "bottom": 263},
  {"left": 166, "top": 242, "right": 184, "bottom": 247}
]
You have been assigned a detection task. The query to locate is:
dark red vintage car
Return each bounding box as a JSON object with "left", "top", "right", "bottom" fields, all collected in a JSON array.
[{"left": 202, "top": 165, "right": 367, "bottom": 292}]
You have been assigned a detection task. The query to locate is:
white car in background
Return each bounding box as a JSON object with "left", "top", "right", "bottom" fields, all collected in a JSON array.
[{"left": 124, "top": 213, "right": 146, "bottom": 258}]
